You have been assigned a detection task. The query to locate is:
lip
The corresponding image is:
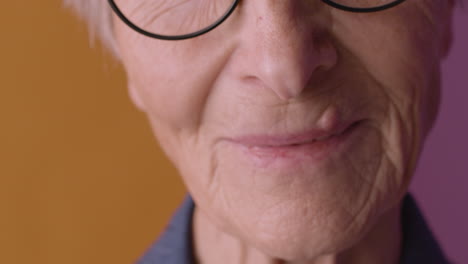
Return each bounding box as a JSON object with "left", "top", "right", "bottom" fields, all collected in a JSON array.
[
  {"left": 226, "top": 120, "right": 363, "bottom": 167},
  {"left": 228, "top": 119, "right": 356, "bottom": 147}
]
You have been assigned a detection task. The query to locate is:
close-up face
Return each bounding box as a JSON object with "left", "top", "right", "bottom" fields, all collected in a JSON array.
[{"left": 113, "top": 0, "right": 452, "bottom": 261}]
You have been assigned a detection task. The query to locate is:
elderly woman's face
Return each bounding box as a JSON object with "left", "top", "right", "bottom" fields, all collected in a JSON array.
[{"left": 114, "top": 0, "right": 452, "bottom": 260}]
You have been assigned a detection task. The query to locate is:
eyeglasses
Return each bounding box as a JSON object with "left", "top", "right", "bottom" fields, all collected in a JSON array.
[{"left": 108, "top": 0, "right": 407, "bottom": 41}]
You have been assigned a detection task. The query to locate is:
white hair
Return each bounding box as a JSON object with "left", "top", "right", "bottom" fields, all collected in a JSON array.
[{"left": 63, "top": 0, "right": 119, "bottom": 57}]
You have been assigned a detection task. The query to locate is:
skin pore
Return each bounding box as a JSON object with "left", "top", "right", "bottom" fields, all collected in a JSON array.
[{"left": 113, "top": 0, "right": 453, "bottom": 263}]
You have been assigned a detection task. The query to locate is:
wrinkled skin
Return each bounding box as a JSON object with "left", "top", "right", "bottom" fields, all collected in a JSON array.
[{"left": 114, "top": 0, "right": 453, "bottom": 263}]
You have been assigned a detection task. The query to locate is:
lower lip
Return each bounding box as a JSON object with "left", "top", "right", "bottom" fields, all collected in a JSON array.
[{"left": 230, "top": 121, "right": 362, "bottom": 168}]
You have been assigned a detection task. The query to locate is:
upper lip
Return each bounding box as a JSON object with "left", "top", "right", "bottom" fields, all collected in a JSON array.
[{"left": 227, "top": 121, "right": 356, "bottom": 147}]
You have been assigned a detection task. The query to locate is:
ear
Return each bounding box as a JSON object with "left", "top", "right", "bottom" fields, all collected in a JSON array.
[
  {"left": 439, "top": 0, "right": 455, "bottom": 58},
  {"left": 127, "top": 80, "right": 147, "bottom": 112}
]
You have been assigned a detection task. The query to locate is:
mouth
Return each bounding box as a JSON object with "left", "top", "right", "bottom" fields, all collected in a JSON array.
[
  {"left": 227, "top": 120, "right": 363, "bottom": 167},
  {"left": 230, "top": 119, "right": 359, "bottom": 147}
]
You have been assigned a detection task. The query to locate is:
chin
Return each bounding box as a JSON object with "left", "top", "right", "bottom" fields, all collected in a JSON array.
[{"left": 234, "top": 195, "right": 379, "bottom": 262}]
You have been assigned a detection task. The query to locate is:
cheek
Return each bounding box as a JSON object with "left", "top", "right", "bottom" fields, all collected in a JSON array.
[
  {"left": 335, "top": 6, "right": 442, "bottom": 135},
  {"left": 330, "top": 4, "right": 444, "bottom": 193},
  {"left": 124, "top": 48, "right": 205, "bottom": 131},
  {"left": 333, "top": 2, "right": 442, "bottom": 96},
  {"left": 115, "top": 24, "right": 240, "bottom": 173},
  {"left": 116, "top": 26, "right": 230, "bottom": 135}
]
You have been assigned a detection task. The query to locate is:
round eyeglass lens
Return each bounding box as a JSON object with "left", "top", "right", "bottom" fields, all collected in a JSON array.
[
  {"left": 325, "top": 0, "right": 403, "bottom": 10},
  {"left": 112, "top": 0, "right": 237, "bottom": 37}
]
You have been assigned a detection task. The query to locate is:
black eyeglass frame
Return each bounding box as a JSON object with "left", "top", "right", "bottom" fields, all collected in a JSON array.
[{"left": 108, "top": 0, "right": 407, "bottom": 41}]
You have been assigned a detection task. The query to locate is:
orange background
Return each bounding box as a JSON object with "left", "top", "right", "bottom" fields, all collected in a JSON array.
[{"left": 1, "top": 1, "right": 186, "bottom": 264}]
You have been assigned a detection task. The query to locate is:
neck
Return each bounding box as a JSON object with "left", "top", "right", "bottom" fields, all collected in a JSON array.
[{"left": 193, "top": 204, "right": 402, "bottom": 264}]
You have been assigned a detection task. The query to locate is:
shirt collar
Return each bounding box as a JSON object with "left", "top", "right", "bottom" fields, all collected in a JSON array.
[
  {"left": 137, "top": 194, "right": 450, "bottom": 264},
  {"left": 137, "top": 196, "right": 196, "bottom": 264}
]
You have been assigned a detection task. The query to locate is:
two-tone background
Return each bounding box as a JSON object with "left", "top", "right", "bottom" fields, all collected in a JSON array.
[{"left": 1, "top": 1, "right": 466, "bottom": 263}]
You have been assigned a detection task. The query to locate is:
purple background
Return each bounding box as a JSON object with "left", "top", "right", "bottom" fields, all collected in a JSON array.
[{"left": 410, "top": 7, "right": 467, "bottom": 264}]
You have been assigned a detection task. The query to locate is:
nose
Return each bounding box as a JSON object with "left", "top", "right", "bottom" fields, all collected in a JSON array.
[{"left": 233, "top": 1, "right": 337, "bottom": 101}]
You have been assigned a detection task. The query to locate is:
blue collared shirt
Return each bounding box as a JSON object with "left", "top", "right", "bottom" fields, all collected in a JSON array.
[{"left": 137, "top": 194, "right": 450, "bottom": 264}]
